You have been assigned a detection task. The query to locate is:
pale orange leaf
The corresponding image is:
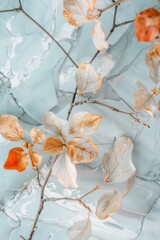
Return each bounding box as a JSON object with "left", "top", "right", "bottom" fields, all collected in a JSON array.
[
  {"left": 30, "top": 128, "right": 46, "bottom": 145},
  {"left": 29, "top": 148, "right": 42, "bottom": 167},
  {"left": 67, "top": 218, "right": 91, "bottom": 240},
  {"left": 145, "top": 41, "right": 160, "bottom": 85},
  {"left": 63, "top": 0, "right": 95, "bottom": 27},
  {"left": 96, "top": 190, "right": 121, "bottom": 219},
  {"left": 89, "top": 0, "right": 96, "bottom": 12},
  {"left": 0, "top": 115, "right": 24, "bottom": 141},
  {"left": 4, "top": 147, "right": 28, "bottom": 172},
  {"left": 134, "top": 80, "right": 157, "bottom": 117},
  {"left": 67, "top": 137, "right": 98, "bottom": 164},
  {"left": 102, "top": 136, "right": 135, "bottom": 183},
  {"left": 70, "top": 112, "right": 102, "bottom": 136},
  {"left": 43, "top": 137, "right": 64, "bottom": 155},
  {"left": 52, "top": 152, "right": 78, "bottom": 188},
  {"left": 92, "top": 20, "right": 109, "bottom": 51},
  {"left": 76, "top": 63, "right": 102, "bottom": 96}
]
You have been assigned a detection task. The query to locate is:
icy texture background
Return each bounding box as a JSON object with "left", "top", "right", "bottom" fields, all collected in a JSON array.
[{"left": 0, "top": 0, "right": 160, "bottom": 239}]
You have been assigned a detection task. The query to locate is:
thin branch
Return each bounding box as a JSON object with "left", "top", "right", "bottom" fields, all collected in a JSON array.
[
  {"left": 79, "top": 185, "right": 100, "bottom": 200},
  {"left": 99, "top": 0, "right": 127, "bottom": 15},
  {"left": 72, "top": 99, "right": 150, "bottom": 128},
  {"left": 20, "top": 9, "right": 78, "bottom": 68},
  {"left": 0, "top": 8, "right": 21, "bottom": 13},
  {"left": 33, "top": 167, "right": 42, "bottom": 188},
  {"left": 67, "top": 87, "right": 78, "bottom": 120},
  {"left": 28, "top": 156, "right": 58, "bottom": 240}
]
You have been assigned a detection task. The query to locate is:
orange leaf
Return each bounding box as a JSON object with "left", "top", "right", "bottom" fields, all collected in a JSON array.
[
  {"left": 43, "top": 137, "right": 64, "bottom": 155},
  {"left": 89, "top": 0, "right": 96, "bottom": 12},
  {"left": 96, "top": 190, "right": 121, "bottom": 219},
  {"left": 30, "top": 128, "right": 46, "bottom": 145},
  {"left": 76, "top": 63, "right": 102, "bottom": 96},
  {"left": 134, "top": 8, "right": 160, "bottom": 42},
  {"left": 29, "top": 148, "right": 42, "bottom": 167},
  {"left": 0, "top": 115, "right": 24, "bottom": 141},
  {"left": 66, "top": 137, "right": 98, "bottom": 163},
  {"left": 4, "top": 147, "right": 28, "bottom": 172}
]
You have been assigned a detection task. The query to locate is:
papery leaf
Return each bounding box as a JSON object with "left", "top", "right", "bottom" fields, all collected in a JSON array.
[
  {"left": 0, "top": 115, "right": 24, "bottom": 141},
  {"left": 92, "top": 20, "right": 109, "bottom": 51},
  {"left": 29, "top": 148, "right": 42, "bottom": 167},
  {"left": 145, "top": 41, "right": 160, "bottom": 85},
  {"left": 76, "top": 63, "right": 102, "bottom": 96},
  {"left": 43, "top": 112, "right": 68, "bottom": 139},
  {"left": 96, "top": 190, "right": 121, "bottom": 219},
  {"left": 67, "top": 137, "right": 98, "bottom": 163},
  {"left": 134, "top": 8, "right": 160, "bottom": 42},
  {"left": 52, "top": 152, "right": 77, "bottom": 188},
  {"left": 43, "top": 137, "right": 64, "bottom": 155},
  {"left": 70, "top": 112, "right": 102, "bottom": 136},
  {"left": 89, "top": 0, "right": 96, "bottom": 12},
  {"left": 102, "top": 136, "right": 135, "bottom": 183},
  {"left": 4, "top": 147, "right": 28, "bottom": 172},
  {"left": 30, "top": 128, "right": 46, "bottom": 145},
  {"left": 134, "top": 80, "right": 157, "bottom": 117},
  {"left": 63, "top": 0, "right": 95, "bottom": 27},
  {"left": 123, "top": 173, "right": 135, "bottom": 198},
  {"left": 67, "top": 218, "right": 91, "bottom": 240}
]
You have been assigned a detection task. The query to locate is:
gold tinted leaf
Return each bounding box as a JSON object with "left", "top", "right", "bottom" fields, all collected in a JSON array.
[
  {"left": 134, "top": 80, "right": 157, "bottom": 117},
  {"left": 30, "top": 128, "right": 46, "bottom": 145},
  {"left": 43, "top": 112, "right": 68, "bottom": 139},
  {"left": 67, "top": 218, "right": 91, "bottom": 240},
  {"left": 145, "top": 42, "right": 160, "bottom": 85},
  {"left": 70, "top": 112, "right": 102, "bottom": 136},
  {"left": 43, "top": 137, "right": 64, "bottom": 155},
  {"left": 0, "top": 115, "right": 24, "bottom": 141},
  {"left": 67, "top": 137, "right": 98, "bottom": 164},
  {"left": 29, "top": 148, "right": 42, "bottom": 167},
  {"left": 102, "top": 136, "right": 135, "bottom": 183},
  {"left": 63, "top": 0, "right": 95, "bottom": 27},
  {"left": 96, "top": 190, "right": 121, "bottom": 219},
  {"left": 52, "top": 152, "right": 78, "bottom": 188},
  {"left": 76, "top": 63, "right": 102, "bottom": 96},
  {"left": 92, "top": 20, "right": 109, "bottom": 51},
  {"left": 89, "top": 0, "right": 96, "bottom": 12}
]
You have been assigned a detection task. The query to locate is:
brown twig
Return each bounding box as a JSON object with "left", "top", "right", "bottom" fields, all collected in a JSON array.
[
  {"left": 72, "top": 99, "right": 150, "bottom": 128},
  {"left": 0, "top": 8, "right": 21, "bottom": 13},
  {"left": 33, "top": 167, "right": 42, "bottom": 188}
]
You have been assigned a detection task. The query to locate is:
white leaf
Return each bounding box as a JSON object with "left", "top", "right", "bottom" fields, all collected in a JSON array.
[
  {"left": 96, "top": 190, "right": 121, "bottom": 219},
  {"left": 52, "top": 152, "right": 78, "bottom": 188},
  {"left": 76, "top": 63, "right": 102, "bottom": 96},
  {"left": 92, "top": 20, "right": 109, "bottom": 51},
  {"left": 102, "top": 136, "right": 135, "bottom": 183},
  {"left": 134, "top": 80, "right": 157, "bottom": 117},
  {"left": 63, "top": 0, "right": 95, "bottom": 27},
  {"left": 43, "top": 112, "right": 69, "bottom": 138},
  {"left": 67, "top": 218, "right": 91, "bottom": 240}
]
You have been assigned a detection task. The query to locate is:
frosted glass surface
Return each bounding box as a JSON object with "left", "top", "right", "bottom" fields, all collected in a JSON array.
[{"left": 0, "top": 0, "right": 160, "bottom": 240}]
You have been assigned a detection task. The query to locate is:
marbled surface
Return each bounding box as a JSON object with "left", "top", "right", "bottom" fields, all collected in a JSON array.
[{"left": 0, "top": 0, "right": 160, "bottom": 239}]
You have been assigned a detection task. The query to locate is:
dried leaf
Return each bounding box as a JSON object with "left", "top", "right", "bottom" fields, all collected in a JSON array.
[
  {"left": 92, "top": 20, "right": 109, "bottom": 51},
  {"left": 102, "top": 136, "right": 135, "bottom": 183},
  {"left": 67, "top": 137, "right": 98, "bottom": 164},
  {"left": 4, "top": 147, "right": 28, "bottom": 172},
  {"left": 89, "top": 0, "right": 96, "bottom": 12},
  {"left": 29, "top": 149, "right": 42, "bottom": 167},
  {"left": 145, "top": 42, "right": 160, "bottom": 85},
  {"left": 63, "top": 0, "right": 95, "bottom": 27},
  {"left": 123, "top": 173, "right": 135, "bottom": 198},
  {"left": 134, "top": 80, "right": 157, "bottom": 117},
  {"left": 30, "top": 128, "right": 46, "bottom": 145},
  {"left": 43, "top": 112, "right": 68, "bottom": 139},
  {"left": 96, "top": 190, "right": 121, "bottom": 219},
  {"left": 43, "top": 137, "right": 64, "bottom": 155},
  {"left": 70, "top": 112, "right": 102, "bottom": 136},
  {"left": 134, "top": 8, "right": 160, "bottom": 42},
  {"left": 0, "top": 115, "right": 24, "bottom": 141},
  {"left": 52, "top": 152, "right": 77, "bottom": 188},
  {"left": 76, "top": 63, "right": 102, "bottom": 96},
  {"left": 67, "top": 218, "right": 91, "bottom": 240}
]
